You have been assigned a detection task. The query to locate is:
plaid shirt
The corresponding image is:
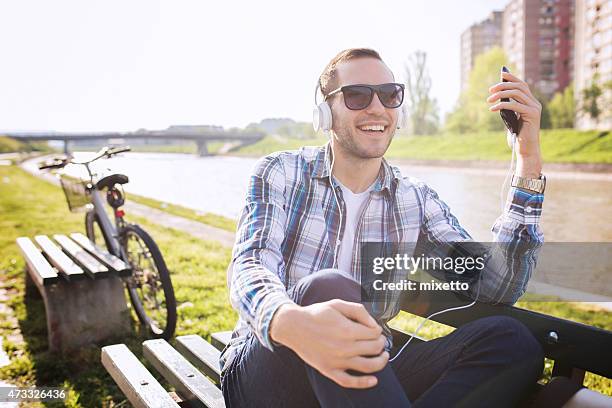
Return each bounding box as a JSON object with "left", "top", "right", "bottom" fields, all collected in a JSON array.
[{"left": 221, "top": 144, "right": 544, "bottom": 371}]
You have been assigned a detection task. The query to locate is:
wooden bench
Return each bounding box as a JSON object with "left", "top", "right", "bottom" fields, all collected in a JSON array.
[
  {"left": 101, "top": 287, "right": 612, "bottom": 407},
  {"left": 16, "top": 232, "right": 133, "bottom": 353},
  {"left": 102, "top": 333, "right": 228, "bottom": 408}
]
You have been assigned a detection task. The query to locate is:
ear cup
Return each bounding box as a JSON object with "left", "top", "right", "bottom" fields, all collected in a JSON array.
[
  {"left": 397, "top": 107, "right": 406, "bottom": 129},
  {"left": 312, "top": 102, "right": 332, "bottom": 133},
  {"left": 312, "top": 106, "right": 321, "bottom": 132}
]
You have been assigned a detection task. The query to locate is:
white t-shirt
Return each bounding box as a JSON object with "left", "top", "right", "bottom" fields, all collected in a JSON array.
[{"left": 335, "top": 178, "right": 374, "bottom": 274}]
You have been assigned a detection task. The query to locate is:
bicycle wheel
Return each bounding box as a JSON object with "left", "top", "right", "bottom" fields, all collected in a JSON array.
[
  {"left": 85, "top": 211, "right": 112, "bottom": 252},
  {"left": 121, "top": 223, "right": 177, "bottom": 340}
]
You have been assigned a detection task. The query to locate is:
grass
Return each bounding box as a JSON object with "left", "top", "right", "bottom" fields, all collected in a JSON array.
[
  {"left": 230, "top": 135, "right": 327, "bottom": 156},
  {"left": 0, "top": 136, "right": 54, "bottom": 154},
  {"left": 227, "top": 129, "right": 612, "bottom": 164},
  {"left": 128, "top": 192, "right": 237, "bottom": 233},
  {"left": 0, "top": 164, "right": 610, "bottom": 406},
  {"left": 0, "top": 165, "right": 235, "bottom": 407}
]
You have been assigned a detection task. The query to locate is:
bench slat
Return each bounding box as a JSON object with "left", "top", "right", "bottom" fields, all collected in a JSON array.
[
  {"left": 143, "top": 339, "right": 225, "bottom": 408},
  {"left": 210, "top": 331, "right": 231, "bottom": 351},
  {"left": 53, "top": 234, "right": 110, "bottom": 279},
  {"left": 16, "top": 237, "right": 59, "bottom": 286},
  {"left": 34, "top": 235, "right": 85, "bottom": 281},
  {"left": 176, "top": 335, "right": 222, "bottom": 383},
  {"left": 101, "top": 344, "right": 179, "bottom": 408},
  {"left": 70, "top": 232, "right": 131, "bottom": 276}
]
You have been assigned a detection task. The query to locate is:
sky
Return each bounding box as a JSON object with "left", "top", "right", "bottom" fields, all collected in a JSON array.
[{"left": 0, "top": 0, "right": 510, "bottom": 132}]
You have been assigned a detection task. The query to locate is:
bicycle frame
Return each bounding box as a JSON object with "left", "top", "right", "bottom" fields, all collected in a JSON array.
[
  {"left": 67, "top": 146, "right": 130, "bottom": 259},
  {"left": 89, "top": 188, "right": 124, "bottom": 256}
]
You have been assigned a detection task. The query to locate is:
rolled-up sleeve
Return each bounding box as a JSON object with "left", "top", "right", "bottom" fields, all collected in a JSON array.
[
  {"left": 493, "top": 187, "right": 544, "bottom": 242},
  {"left": 479, "top": 187, "right": 544, "bottom": 303},
  {"left": 228, "top": 154, "right": 294, "bottom": 351},
  {"left": 418, "top": 183, "right": 544, "bottom": 304}
]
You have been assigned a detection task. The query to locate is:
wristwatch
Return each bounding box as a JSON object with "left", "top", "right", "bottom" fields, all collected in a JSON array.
[{"left": 511, "top": 174, "right": 546, "bottom": 194}]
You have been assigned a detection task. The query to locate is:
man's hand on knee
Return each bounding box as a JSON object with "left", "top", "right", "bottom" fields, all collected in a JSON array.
[{"left": 270, "top": 300, "right": 388, "bottom": 389}]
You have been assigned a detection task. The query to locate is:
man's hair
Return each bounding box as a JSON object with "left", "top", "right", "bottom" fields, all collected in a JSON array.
[{"left": 319, "top": 48, "right": 383, "bottom": 98}]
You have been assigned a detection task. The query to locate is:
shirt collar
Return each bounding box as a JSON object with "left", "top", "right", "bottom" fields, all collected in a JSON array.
[{"left": 311, "top": 142, "right": 399, "bottom": 193}]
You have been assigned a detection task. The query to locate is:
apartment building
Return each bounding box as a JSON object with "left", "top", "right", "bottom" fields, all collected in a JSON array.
[
  {"left": 460, "top": 11, "right": 504, "bottom": 90},
  {"left": 502, "top": 0, "right": 574, "bottom": 99}
]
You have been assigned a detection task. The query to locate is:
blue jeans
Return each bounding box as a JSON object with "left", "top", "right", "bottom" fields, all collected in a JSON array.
[{"left": 221, "top": 270, "right": 543, "bottom": 407}]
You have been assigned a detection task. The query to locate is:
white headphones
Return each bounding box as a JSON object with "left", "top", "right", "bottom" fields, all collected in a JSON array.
[
  {"left": 313, "top": 98, "right": 333, "bottom": 133},
  {"left": 312, "top": 81, "right": 406, "bottom": 133}
]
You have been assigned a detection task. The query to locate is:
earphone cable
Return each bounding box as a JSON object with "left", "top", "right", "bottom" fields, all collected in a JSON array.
[
  {"left": 389, "top": 270, "right": 483, "bottom": 362},
  {"left": 327, "top": 139, "right": 343, "bottom": 269},
  {"left": 500, "top": 132, "right": 517, "bottom": 214}
]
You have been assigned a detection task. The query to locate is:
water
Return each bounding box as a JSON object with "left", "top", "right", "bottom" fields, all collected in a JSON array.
[{"left": 62, "top": 152, "right": 612, "bottom": 242}]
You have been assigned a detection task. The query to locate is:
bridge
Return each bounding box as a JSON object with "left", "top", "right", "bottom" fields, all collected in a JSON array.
[{"left": 5, "top": 129, "right": 265, "bottom": 157}]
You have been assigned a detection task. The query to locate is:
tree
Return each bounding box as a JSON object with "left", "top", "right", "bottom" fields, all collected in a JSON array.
[
  {"left": 578, "top": 74, "right": 612, "bottom": 126},
  {"left": 445, "top": 47, "right": 511, "bottom": 133},
  {"left": 576, "top": 73, "right": 612, "bottom": 125},
  {"left": 277, "top": 122, "right": 317, "bottom": 139},
  {"left": 580, "top": 74, "right": 603, "bottom": 123},
  {"left": 403, "top": 51, "right": 439, "bottom": 135},
  {"left": 548, "top": 84, "right": 575, "bottom": 128}
]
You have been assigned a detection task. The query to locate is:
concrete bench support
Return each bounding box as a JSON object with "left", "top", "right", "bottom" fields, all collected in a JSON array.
[
  {"left": 25, "top": 268, "right": 131, "bottom": 353},
  {"left": 18, "top": 235, "right": 131, "bottom": 353}
]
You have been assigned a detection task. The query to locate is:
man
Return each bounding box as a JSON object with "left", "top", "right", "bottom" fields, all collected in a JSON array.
[{"left": 221, "top": 48, "right": 546, "bottom": 407}]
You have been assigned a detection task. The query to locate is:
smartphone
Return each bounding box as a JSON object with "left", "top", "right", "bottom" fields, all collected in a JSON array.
[{"left": 499, "top": 66, "right": 521, "bottom": 135}]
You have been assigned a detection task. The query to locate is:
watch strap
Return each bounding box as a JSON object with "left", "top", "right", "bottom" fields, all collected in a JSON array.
[{"left": 511, "top": 174, "right": 546, "bottom": 194}]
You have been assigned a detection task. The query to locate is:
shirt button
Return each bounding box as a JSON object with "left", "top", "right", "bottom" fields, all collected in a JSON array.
[{"left": 525, "top": 206, "right": 533, "bottom": 213}]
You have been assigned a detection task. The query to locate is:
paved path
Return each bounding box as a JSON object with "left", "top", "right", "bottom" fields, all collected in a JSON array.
[
  {"left": 124, "top": 201, "right": 235, "bottom": 247},
  {"left": 527, "top": 281, "right": 612, "bottom": 311}
]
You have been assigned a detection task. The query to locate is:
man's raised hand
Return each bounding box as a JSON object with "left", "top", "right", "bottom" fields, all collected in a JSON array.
[{"left": 487, "top": 71, "right": 543, "bottom": 178}]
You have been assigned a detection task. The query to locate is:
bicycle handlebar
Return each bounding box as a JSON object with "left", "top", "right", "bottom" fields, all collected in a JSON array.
[
  {"left": 38, "top": 157, "right": 69, "bottom": 170},
  {"left": 107, "top": 146, "right": 131, "bottom": 156},
  {"left": 69, "top": 145, "right": 131, "bottom": 165},
  {"left": 38, "top": 145, "right": 131, "bottom": 170}
]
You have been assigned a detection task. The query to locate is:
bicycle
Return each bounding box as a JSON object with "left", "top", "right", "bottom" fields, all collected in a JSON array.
[{"left": 38, "top": 145, "right": 177, "bottom": 340}]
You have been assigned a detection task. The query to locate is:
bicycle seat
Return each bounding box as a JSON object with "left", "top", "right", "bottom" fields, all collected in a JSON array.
[{"left": 97, "top": 173, "right": 129, "bottom": 190}]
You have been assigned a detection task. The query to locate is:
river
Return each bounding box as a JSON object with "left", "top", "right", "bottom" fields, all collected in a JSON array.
[{"left": 53, "top": 151, "right": 611, "bottom": 243}]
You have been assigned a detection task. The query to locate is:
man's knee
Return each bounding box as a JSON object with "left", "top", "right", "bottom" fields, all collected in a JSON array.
[
  {"left": 292, "top": 269, "right": 362, "bottom": 306},
  {"left": 472, "top": 316, "right": 544, "bottom": 371}
]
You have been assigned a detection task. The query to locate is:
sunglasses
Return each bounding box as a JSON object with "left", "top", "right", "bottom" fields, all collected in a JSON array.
[{"left": 325, "top": 83, "right": 405, "bottom": 110}]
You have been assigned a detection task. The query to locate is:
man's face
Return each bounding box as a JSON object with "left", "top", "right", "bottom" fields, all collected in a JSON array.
[{"left": 329, "top": 58, "right": 399, "bottom": 159}]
